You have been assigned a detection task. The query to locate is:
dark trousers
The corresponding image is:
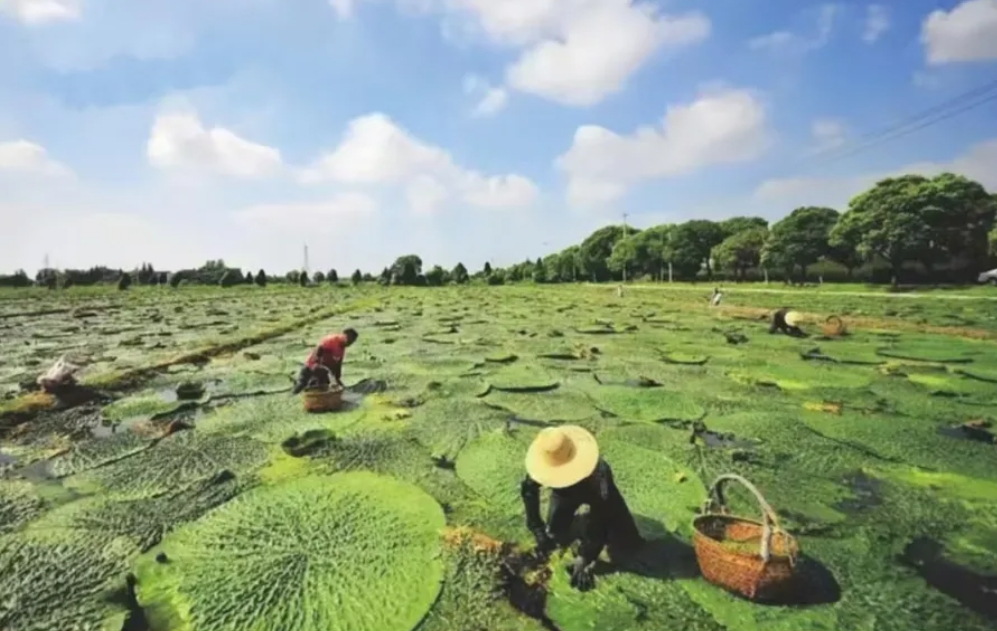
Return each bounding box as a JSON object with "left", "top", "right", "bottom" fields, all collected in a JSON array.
[{"left": 292, "top": 365, "right": 331, "bottom": 395}]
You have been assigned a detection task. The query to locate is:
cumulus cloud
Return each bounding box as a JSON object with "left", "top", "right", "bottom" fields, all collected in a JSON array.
[
  {"left": 748, "top": 4, "right": 837, "bottom": 53},
  {"left": 921, "top": 0, "right": 997, "bottom": 64},
  {"left": 336, "top": 0, "right": 709, "bottom": 107},
  {"left": 0, "top": 0, "right": 80, "bottom": 24},
  {"left": 810, "top": 118, "right": 848, "bottom": 152},
  {"left": 502, "top": 3, "right": 711, "bottom": 106},
  {"left": 753, "top": 137, "right": 997, "bottom": 210},
  {"left": 147, "top": 109, "right": 283, "bottom": 179},
  {"left": 0, "top": 140, "right": 73, "bottom": 177},
  {"left": 463, "top": 75, "right": 509, "bottom": 117},
  {"left": 555, "top": 86, "right": 771, "bottom": 207},
  {"left": 300, "top": 112, "right": 538, "bottom": 214},
  {"left": 863, "top": 4, "right": 890, "bottom": 43}
]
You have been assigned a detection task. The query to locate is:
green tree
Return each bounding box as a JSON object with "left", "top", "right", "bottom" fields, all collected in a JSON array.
[
  {"left": 916, "top": 173, "right": 996, "bottom": 274},
  {"left": 720, "top": 216, "right": 768, "bottom": 239},
  {"left": 299, "top": 271, "right": 309, "bottom": 287},
  {"left": 831, "top": 176, "right": 936, "bottom": 286},
  {"left": 255, "top": 270, "right": 267, "bottom": 287},
  {"left": 425, "top": 265, "right": 446, "bottom": 286},
  {"left": 764, "top": 206, "right": 839, "bottom": 281},
  {"left": 390, "top": 255, "right": 422, "bottom": 284},
  {"left": 244, "top": 271, "right": 254, "bottom": 284},
  {"left": 486, "top": 269, "right": 506, "bottom": 285},
  {"left": 117, "top": 272, "right": 132, "bottom": 291},
  {"left": 532, "top": 263, "right": 547, "bottom": 283},
  {"left": 451, "top": 262, "right": 469, "bottom": 284},
  {"left": 351, "top": 269, "right": 363, "bottom": 285},
  {"left": 670, "top": 220, "right": 724, "bottom": 279},
  {"left": 482, "top": 261, "right": 492, "bottom": 276},
  {"left": 327, "top": 269, "right": 338, "bottom": 283},
  {"left": 313, "top": 271, "right": 325, "bottom": 284},
  {"left": 579, "top": 225, "right": 630, "bottom": 281},
  {"left": 989, "top": 225, "right": 997, "bottom": 258},
  {"left": 712, "top": 227, "right": 768, "bottom": 280}
]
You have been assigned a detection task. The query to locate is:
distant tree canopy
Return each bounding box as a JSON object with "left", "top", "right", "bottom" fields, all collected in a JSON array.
[{"left": 6, "top": 173, "right": 994, "bottom": 290}]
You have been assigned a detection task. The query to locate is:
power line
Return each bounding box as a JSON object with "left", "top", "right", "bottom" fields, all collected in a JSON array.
[{"left": 805, "top": 77, "right": 997, "bottom": 166}]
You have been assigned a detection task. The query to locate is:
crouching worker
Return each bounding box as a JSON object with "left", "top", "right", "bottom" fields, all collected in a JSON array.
[
  {"left": 769, "top": 308, "right": 807, "bottom": 338},
  {"left": 292, "top": 328, "right": 359, "bottom": 395},
  {"left": 521, "top": 425, "right": 642, "bottom": 592}
]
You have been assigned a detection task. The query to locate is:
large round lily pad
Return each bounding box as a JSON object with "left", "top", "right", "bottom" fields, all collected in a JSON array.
[
  {"left": 135, "top": 471, "right": 446, "bottom": 631},
  {"left": 591, "top": 386, "right": 706, "bottom": 422},
  {"left": 728, "top": 361, "right": 872, "bottom": 391}
]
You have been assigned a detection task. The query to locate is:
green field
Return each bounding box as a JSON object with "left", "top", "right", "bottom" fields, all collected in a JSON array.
[{"left": 2, "top": 284, "right": 996, "bottom": 631}]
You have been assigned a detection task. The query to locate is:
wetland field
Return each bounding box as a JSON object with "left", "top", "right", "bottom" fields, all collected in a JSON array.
[{"left": 1, "top": 283, "right": 996, "bottom": 631}]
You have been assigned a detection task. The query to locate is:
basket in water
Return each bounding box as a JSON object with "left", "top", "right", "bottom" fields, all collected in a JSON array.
[
  {"left": 821, "top": 315, "right": 847, "bottom": 337},
  {"left": 692, "top": 474, "right": 800, "bottom": 601},
  {"left": 302, "top": 386, "right": 343, "bottom": 413}
]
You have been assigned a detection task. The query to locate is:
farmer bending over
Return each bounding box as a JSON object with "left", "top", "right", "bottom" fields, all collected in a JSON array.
[
  {"left": 769, "top": 308, "right": 807, "bottom": 338},
  {"left": 520, "top": 425, "right": 641, "bottom": 592},
  {"left": 292, "top": 328, "right": 359, "bottom": 394}
]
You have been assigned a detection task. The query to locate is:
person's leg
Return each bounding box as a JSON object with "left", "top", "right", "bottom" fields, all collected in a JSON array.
[
  {"left": 292, "top": 365, "right": 313, "bottom": 395},
  {"left": 546, "top": 493, "right": 581, "bottom": 547}
]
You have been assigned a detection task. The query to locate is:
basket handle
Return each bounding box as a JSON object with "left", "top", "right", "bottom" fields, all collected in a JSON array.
[{"left": 702, "top": 474, "right": 786, "bottom": 563}]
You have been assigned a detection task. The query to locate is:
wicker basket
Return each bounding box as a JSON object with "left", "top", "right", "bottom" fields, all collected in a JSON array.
[
  {"left": 821, "top": 315, "right": 847, "bottom": 337},
  {"left": 302, "top": 385, "right": 344, "bottom": 413},
  {"left": 692, "top": 474, "right": 800, "bottom": 601}
]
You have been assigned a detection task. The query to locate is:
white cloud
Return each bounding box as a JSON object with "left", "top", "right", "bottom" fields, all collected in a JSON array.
[
  {"left": 147, "top": 109, "right": 283, "bottom": 179},
  {"left": 301, "top": 112, "right": 539, "bottom": 213},
  {"left": 406, "top": 175, "right": 450, "bottom": 215},
  {"left": 233, "top": 193, "right": 378, "bottom": 231},
  {"left": 863, "top": 4, "right": 889, "bottom": 43},
  {"left": 810, "top": 118, "right": 847, "bottom": 151},
  {"left": 749, "top": 4, "right": 837, "bottom": 53},
  {"left": 922, "top": 0, "right": 997, "bottom": 64},
  {"left": 462, "top": 74, "right": 509, "bottom": 117},
  {"left": 503, "top": 4, "right": 711, "bottom": 106},
  {"left": 754, "top": 137, "right": 997, "bottom": 210},
  {"left": 0, "top": 140, "right": 73, "bottom": 177},
  {"left": 555, "top": 86, "right": 771, "bottom": 208},
  {"left": 0, "top": 0, "right": 80, "bottom": 24},
  {"left": 342, "top": 0, "right": 709, "bottom": 107}
]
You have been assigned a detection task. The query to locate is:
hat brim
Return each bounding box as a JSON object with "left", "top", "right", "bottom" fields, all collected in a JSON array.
[
  {"left": 784, "top": 311, "right": 803, "bottom": 327},
  {"left": 525, "top": 425, "right": 600, "bottom": 489}
]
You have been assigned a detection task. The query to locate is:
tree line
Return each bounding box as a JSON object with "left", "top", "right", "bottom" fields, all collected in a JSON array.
[{"left": 3, "top": 172, "right": 995, "bottom": 291}]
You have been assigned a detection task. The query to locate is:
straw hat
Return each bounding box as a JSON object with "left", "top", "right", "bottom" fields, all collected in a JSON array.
[
  {"left": 525, "top": 425, "right": 600, "bottom": 489},
  {"left": 784, "top": 310, "right": 803, "bottom": 327}
]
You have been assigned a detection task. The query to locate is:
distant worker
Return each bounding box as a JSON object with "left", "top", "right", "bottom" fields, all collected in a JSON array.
[
  {"left": 520, "top": 425, "right": 642, "bottom": 592},
  {"left": 710, "top": 288, "right": 723, "bottom": 307},
  {"left": 292, "top": 328, "right": 359, "bottom": 394},
  {"left": 769, "top": 308, "right": 807, "bottom": 337}
]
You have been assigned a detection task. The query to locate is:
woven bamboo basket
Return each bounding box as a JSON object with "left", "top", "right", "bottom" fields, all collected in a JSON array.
[
  {"left": 302, "top": 385, "right": 344, "bottom": 413},
  {"left": 693, "top": 474, "right": 800, "bottom": 601},
  {"left": 821, "top": 315, "right": 847, "bottom": 337}
]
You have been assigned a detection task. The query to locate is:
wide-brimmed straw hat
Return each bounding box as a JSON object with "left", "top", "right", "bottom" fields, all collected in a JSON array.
[
  {"left": 525, "top": 425, "right": 600, "bottom": 489},
  {"left": 784, "top": 310, "right": 803, "bottom": 327}
]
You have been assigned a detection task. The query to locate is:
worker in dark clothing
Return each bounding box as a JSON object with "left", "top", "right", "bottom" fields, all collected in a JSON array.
[
  {"left": 520, "top": 425, "right": 642, "bottom": 592},
  {"left": 769, "top": 308, "right": 807, "bottom": 337},
  {"left": 292, "top": 328, "right": 359, "bottom": 394}
]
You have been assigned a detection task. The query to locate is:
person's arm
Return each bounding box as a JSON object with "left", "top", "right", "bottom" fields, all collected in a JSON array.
[
  {"left": 521, "top": 476, "right": 555, "bottom": 554},
  {"left": 329, "top": 360, "right": 343, "bottom": 386}
]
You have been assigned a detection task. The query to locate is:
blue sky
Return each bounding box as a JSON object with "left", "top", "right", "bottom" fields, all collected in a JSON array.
[{"left": 1, "top": 0, "right": 995, "bottom": 276}]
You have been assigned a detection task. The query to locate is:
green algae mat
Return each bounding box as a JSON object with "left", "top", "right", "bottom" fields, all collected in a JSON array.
[{"left": 2, "top": 285, "right": 997, "bottom": 631}]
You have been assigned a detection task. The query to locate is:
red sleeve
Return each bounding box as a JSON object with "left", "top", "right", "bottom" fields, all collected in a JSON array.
[{"left": 319, "top": 334, "right": 346, "bottom": 362}]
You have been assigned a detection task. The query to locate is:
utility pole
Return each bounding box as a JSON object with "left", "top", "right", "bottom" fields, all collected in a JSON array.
[
  {"left": 43, "top": 254, "right": 49, "bottom": 270},
  {"left": 621, "top": 213, "right": 629, "bottom": 283}
]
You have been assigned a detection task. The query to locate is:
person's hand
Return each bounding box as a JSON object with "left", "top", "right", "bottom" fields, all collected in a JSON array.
[
  {"left": 568, "top": 557, "right": 595, "bottom": 591},
  {"left": 532, "top": 529, "right": 557, "bottom": 558}
]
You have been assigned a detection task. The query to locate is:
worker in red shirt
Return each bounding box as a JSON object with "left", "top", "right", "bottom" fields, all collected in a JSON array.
[{"left": 292, "top": 328, "right": 359, "bottom": 394}]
